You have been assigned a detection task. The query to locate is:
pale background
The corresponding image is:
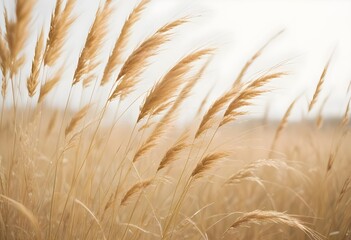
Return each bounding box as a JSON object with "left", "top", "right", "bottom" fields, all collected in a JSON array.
[{"left": 1, "top": 0, "right": 351, "bottom": 121}]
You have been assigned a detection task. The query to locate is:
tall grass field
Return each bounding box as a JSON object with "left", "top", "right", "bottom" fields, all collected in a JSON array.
[{"left": 0, "top": 0, "right": 350, "bottom": 239}]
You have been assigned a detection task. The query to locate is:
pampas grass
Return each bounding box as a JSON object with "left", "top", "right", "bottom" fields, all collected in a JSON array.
[{"left": 0, "top": 0, "right": 350, "bottom": 240}]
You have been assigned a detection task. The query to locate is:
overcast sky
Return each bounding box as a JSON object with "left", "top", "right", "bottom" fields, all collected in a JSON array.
[{"left": 1, "top": 0, "right": 351, "bottom": 120}]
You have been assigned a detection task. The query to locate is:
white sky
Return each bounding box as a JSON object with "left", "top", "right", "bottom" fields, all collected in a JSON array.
[{"left": 1, "top": 0, "right": 351, "bottom": 120}]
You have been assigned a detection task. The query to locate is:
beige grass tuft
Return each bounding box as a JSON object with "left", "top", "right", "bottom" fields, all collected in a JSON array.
[
  {"left": 191, "top": 152, "right": 228, "bottom": 179},
  {"left": 73, "top": 0, "right": 114, "bottom": 86},
  {"left": 101, "top": 0, "right": 150, "bottom": 86},
  {"left": 157, "top": 133, "right": 188, "bottom": 172},
  {"left": 220, "top": 72, "right": 285, "bottom": 127},
  {"left": 44, "top": 0, "right": 77, "bottom": 66},
  {"left": 227, "top": 210, "right": 321, "bottom": 240},
  {"left": 27, "top": 29, "right": 45, "bottom": 97},
  {"left": 308, "top": 53, "right": 333, "bottom": 112},
  {"left": 137, "top": 48, "right": 212, "bottom": 122},
  {"left": 109, "top": 18, "right": 188, "bottom": 101},
  {"left": 233, "top": 30, "right": 284, "bottom": 88},
  {"left": 38, "top": 68, "right": 62, "bottom": 103},
  {"left": 65, "top": 104, "right": 91, "bottom": 137},
  {"left": 5, "top": 0, "right": 35, "bottom": 75},
  {"left": 120, "top": 179, "right": 153, "bottom": 206}
]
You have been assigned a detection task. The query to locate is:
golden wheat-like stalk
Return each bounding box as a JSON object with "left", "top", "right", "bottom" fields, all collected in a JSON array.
[
  {"left": 133, "top": 58, "right": 211, "bottom": 163},
  {"left": 109, "top": 18, "right": 188, "bottom": 101},
  {"left": 101, "top": 0, "right": 150, "bottom": 86},
  {"left": 27, "top": 29, "right": 45, "bottom": 97},
  {"left": 0, "top": 31, "right": 9, "bottom": 98},
  {"left": 137, "top": 48, "right": 212, "bottom": 122},
  {"left": 44, "top": 0, "right": 77, "bottom": 66},
  {"left": 220, "top": 72, "right": 285, "bottom": 126},
  {"left": 308, "top": 53, "right": 333, "bottom": 112},
  {"left": 65, "top": 104, "right": 91, "bottom": 137},
  {"left": 5, "top": 0, "right": 34, "bottom": 75},
  {"left": 228, "top": 210, "right": 321, "bottom": 240},
  {"left": 120, "top": 179, "right": 153, "bottom": 206},
  {"left": 226, "top": 159, "right": 288, "bottom": 184},
  {"left": 38, "top": 68, "right": 62, "bottom": 103},
  {"left": 73, "top": 0, "right": 114, "bottom": 86},
  {"left": 233, "top": 30, "right": 284, "bottom": 88},
  {"left": 195, "top": 86, "right": 241, "bottom": 139},
  {"left": 270, "top": 98, "right": 297, "bottom": 154},
  {"left": 191, "top": 152, "right": 228, "bottom": 179},
  {"left": 157, "top": 133, "right": 188, "bottom": 172}
]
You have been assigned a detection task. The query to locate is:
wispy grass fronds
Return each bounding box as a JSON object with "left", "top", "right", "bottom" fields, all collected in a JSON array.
[
  {"left": 270, "top": 98, "right": 297, "bottom": 154},
  {"left": 120, "top": 179, "right": 153, "bottom": 206},
  {"left": 133, "top": 57, "right": 211, "bottom": 163},
  {"left": 27, "top": 29, "right": 45, "bottom": 97},
  {"left": 38, "top": 68, "right": 62, "bottom": 103},
  {"left": 109, "top": 18, "right": 188, "bottom": 101},
  {"left": 220, "top": 72, "right": 285, "bottom": 126},
  {"left": 44, "top": 0, "right": 77, "bottom": 66},
  {"left": 227, "top": 210, "right": 321, "bottom": 240},
  {"left": 226, "top": 159, "right": 288, "bottom": 184},
  {"left": 0, "top": 31, "right": 9, "bottom": 98},
  {"left": 157, "top": 133, "right": 188, "bottom": 172},
  {"left": 137, "top": 48, "right": 212, "bottom": 122},
  {"left": 73, "top": 0, "right": 114, "bottom": 86},
  {"left": 65, "top": 104, "right": 91, "bottom": 137},
  {"left": 101, "top": 0, "right": 150, "bottom": 86},
  {"left": 5, "top": 0, "right": 35, "bottom": 75},
  {"left": 233, "top": 30, "right": 284, "bottom": 88},
  {"left": 308, "top": 53, "right": 333, "bottom": 112},
  {"left": 195, "top": 86, "right": 241, "bottom": 139},
  {"left": 191, "top": 152, "right": 228, "bottom": 179}
]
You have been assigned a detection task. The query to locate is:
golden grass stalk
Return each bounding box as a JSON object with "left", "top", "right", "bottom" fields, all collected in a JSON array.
[
  {"left": 101, "top": 0, "right": 150, "bottom": 86},
  {"left": 109, "top": 18, "right": 188, "bottom": 101},
  {"left": 65, "top": 104, "right": 91, "bottom": 137},
  {"left": 137, "top": 48, "right": 212, "bottom": 122},
  {"left": 157, "top": 133, "right": 188, "bottom": 172},
  {"left": 191, "top": 152, "right": 228, "bottom": 179},
  {"left": 38, "top": 68, "right": 62, "bottom": 103},
  {"left": 226, "top": 159, "right": 288, "bottom": 184},
  {"left": 0, "top": 194, "right": 41, "bottom": 240},
  {"left": 74, "top": 199, "right": 107, "bottom": 240},
  {"left": 220, "top": 72, "right": 285, "bottom": 127},
  {"left": 233, "top": 30, "right": 284, "bottom": 88},
  {"left": 5, "top": 0, "right": 34, "bottom": 75},
  {"left": 227, "top": 210, "right": 320, "bottom": 240},
  {"left": 133, "top": 57, "right": 211, "bottom": 163},
  {"left": 0, "top": 31, "right": 9, "bottom": 98},
  {"left": 44, "top": 0, "right": 77, "bottom": 66},
  {"left": 308, "top": 53, "right": 333, "bottom": 112},
  {"left": 270, "top": 98, "right": 297, "bottom": 154},
  {"left": 120, "top": 179, "right": 153, "bottom": 206},
  {"left": 72, "top": 0, "right": 114, "bottom": 86},
  {"left": 195, "top": 86, "right": 241, "bottom": 139},
  {"left": 27, "top": 29, "right": 45, "bottom": 97}
]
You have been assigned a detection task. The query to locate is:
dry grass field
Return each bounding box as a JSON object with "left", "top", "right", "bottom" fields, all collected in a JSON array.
[{"left": 0, "top": 0, "right": 351, "bottom": 239}]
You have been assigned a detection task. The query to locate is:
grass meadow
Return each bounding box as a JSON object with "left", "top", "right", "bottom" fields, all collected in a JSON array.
[{"left": 0, "top": 0, "right": 350, "bottom": 239}]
